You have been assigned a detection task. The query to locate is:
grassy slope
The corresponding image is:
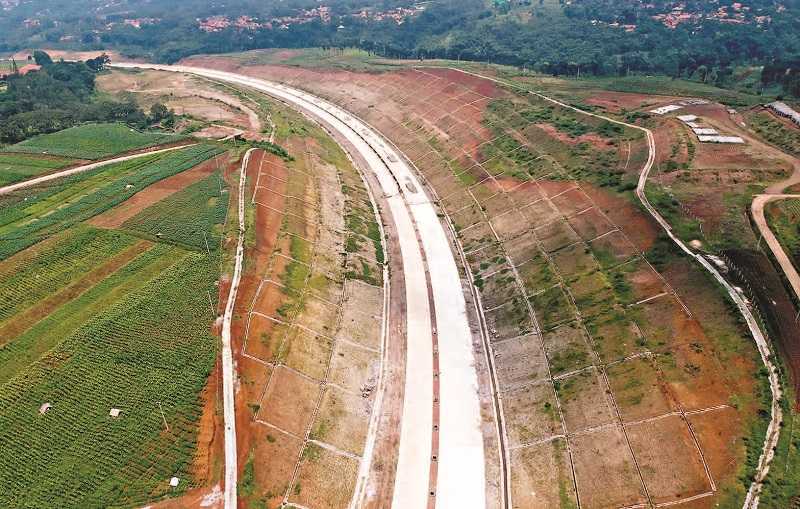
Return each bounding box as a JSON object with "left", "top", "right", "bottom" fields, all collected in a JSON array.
[
  {"left": 0, "top": 153, "right": 76, "bottom": 186},
  {"left": 5, "top": 123, "right": 185, "bottom": 160}
]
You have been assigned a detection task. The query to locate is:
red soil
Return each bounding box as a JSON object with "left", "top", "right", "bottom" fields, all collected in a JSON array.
[{"left": 534, "top": 123, "right": 615, "bottom": 150}]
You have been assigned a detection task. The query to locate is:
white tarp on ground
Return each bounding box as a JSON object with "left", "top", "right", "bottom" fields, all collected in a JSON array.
[
  {"left": 677, "top": 114, "right": 698, "bottom": 122},
  {"left": 693, "top": 127, "right": 719, "bottom": 135},
  {"left": 698, "top": 135, "right": 745, "bottom": 143},
  {"left": 650, "top": 104, "right": 683, "bottom": 115}
]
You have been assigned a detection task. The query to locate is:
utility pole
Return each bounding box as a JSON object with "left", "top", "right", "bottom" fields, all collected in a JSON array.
[{"left": 157, "top": 401, "right": 170, "bottom": 432}]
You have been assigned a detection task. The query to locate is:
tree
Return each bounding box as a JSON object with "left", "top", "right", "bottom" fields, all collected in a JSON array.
[
  {"left": 33, "top": 50, "right": 53, "bottom": 67},
  {"left": 86, "top": 54, "right": 110, "bottom": 72},
  {"left": 149, "top": 102, "right": 172, "bottom": 124}
]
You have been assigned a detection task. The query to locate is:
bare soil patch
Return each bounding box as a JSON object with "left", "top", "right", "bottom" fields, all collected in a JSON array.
[
  {"left": 570, "top": 426, "right": 647, "bottom": 508},
  {"left": 555, "top": 368, "right": 615, "bottom": 433},
  {"left": 503, "top": 382, "right": 560, "bottom": 446},
  {"left": 493, "top": 334, "right": 549, "bottom": 390},
  {"left": 260, "top": 366, "right": 321, "bottom": 437},
  {"left": 510, "top": 439, "right": 577, "bottom": 509},
  {"left": 311, "top": 387, "right": 371, "bottom": 455},
  {"left": 626, "top": 415, "right": 712, "bottom": 504},
  {"left": 289, "top": 444, "right": 359, "bottom": 509}
]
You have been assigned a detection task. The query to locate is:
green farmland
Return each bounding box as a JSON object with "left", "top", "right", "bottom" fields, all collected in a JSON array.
[
  {"left": 0, "top": 144, "right": 223, "bottom": 260},
  {"left": 0, "top": 153, "right": 76, "bottom": 187},
  {"left": 122, "top": 171, "right": 229, "bottom": 251},
  {"left": 0, "top": 138, "right": 233, "bottom": 507},
  {"left": 5, "top": 123, "right": 186, "bottom": 160}
]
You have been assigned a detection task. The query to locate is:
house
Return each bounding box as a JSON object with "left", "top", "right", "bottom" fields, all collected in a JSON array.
[{"left": 0, "top": 62, "right": 40, "bottom": 81}]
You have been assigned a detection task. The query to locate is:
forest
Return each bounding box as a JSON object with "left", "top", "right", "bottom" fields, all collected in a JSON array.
[{"left": 0, "top": 0, "right": 799, "bottom": 96}]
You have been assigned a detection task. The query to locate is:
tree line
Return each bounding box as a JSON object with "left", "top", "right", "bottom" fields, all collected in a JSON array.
[{"left": 0, "top": 51, "right": 173, "bottom": 144}]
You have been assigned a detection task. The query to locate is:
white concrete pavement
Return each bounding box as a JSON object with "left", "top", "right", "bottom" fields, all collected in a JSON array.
[
  {"left": 111, "top": 62, "right": 487, "bottom": 509},
  {"left": 220, "top": 147, "right": 254, "bottom": 508}
]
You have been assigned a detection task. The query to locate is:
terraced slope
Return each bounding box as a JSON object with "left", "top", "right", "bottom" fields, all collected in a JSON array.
[{"left": 175, "top": 57, "right": 767, "bottom": 508}]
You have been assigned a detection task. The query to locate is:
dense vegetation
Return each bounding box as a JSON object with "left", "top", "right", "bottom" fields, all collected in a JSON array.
[
  {"left": 0, "top": 51, "right": 173, "bottom": 144},
  {"left": 0, "top": 244, "right": 219, "bottom": 507},
  {"left": 122, "top": 171, "right": 229, "bottom": 251},
  {"left": 1, "top": 1, "right": 799, "bottom": 95},
  {"left": 0, "top": 145, "right": 223, "bottom": 259},
  {"left": 6, "top": 122, "right": 184, "bottom": 160}
]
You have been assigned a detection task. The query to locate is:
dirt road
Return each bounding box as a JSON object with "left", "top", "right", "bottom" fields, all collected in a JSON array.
[
  {"left": 220, "top": 148, "right": 254, "bottom": 509},
  {"left": 752, "top": 194, "right": 800, "bottom": 304},
  {"left": 436, "top": 66, "right": 782, "bottom": 509},
  {"left": 112, "top": 63, "right": 488, "bottom": 509},
  {"left": 0, "top": 144, "right": 194, "bottom": 195}
]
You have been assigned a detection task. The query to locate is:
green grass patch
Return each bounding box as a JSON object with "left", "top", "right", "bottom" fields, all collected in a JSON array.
[
  {"left": 6, "top": 123, "right": 185, "bottom": 160},
  {"left": 0, "top": 153, "right": 76, "bottom": 186}
]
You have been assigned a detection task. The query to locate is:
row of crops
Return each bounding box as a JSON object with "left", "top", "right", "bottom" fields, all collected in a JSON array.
[
  {"left": 0, "top": 153, "right": 76, "bottom": 187},
  {"left": 122, "top": 172, "right": 229, "bottom": 252},
  {"left": 0, "top": 251, "right": 219, "bottom": 508},
  {"left": 0, "top": 137, "right": 235, "bottom": 506},
  {"left": 0, "top": 226, "right": 137, "bottom": 325},
  {"left": 0, "top": 144, "right": 223, "bottom": 260},
  {"left": 0, "top": 241, "right": 185, "bottom": 385},
  {"left": 767, "top": 199, "right": 800, "bottom": 263},
  {"left": 4, "top": 123, "right": 186, "bottom": 160}
]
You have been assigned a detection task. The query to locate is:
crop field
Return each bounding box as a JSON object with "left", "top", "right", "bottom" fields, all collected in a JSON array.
[
  {"left": 766, "top": 198, "right": 800, "bottom": 269},
  {"left": 5, "top": 123, "right": 186, "bottom": 160},
  {"left": 0, "top": 249, "right": 218, "bottom": 507},
  {"left": 747, "top": 110, "right": 800, "bottom": 158},
  {"left": 121, "top": 171, "right": 228, "bottom": 251},
  {"left": 205, "top": 60, "right": 767, "bottom": 508},
  {"left": 0, "top": 144, "right": 223, "bottom": 259},
  {"left": 229, "top": 105, "right": 384, "bottom": 508},
  {"left": 0, "top": 153, "right": 77, "bottom": 186},
  {"left": 0, "top": 138, "right": 231, "bottom": 507}
]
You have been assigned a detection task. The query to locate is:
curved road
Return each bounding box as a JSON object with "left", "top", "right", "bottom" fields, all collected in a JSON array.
[
  {"left": 112, "top": 63, "right": 488, "bottom": 509},
  {"left": 752, "top": 194, "right": 800, "bottom": 304}
]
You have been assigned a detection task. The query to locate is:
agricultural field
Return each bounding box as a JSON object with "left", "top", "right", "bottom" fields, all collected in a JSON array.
[
  {"left": 746, "top": 110, "right": 800, "bottom": 158},
  {"left": 0, "top": 140, "right": 232, "bottom": 507},
  {"left": 0, "top": 144, "right": 223, "bottom": 259},
  {"left": 4, "top": 122, "right": 186, "bottom": 160},
  {"left": 0, "top": 153, "right": 77, "bottom": 186},
  {"left": 121, "top": 171, "right": 228, "bottom": 251},
  {"left": 766, "top": 199, "right": 800, "bottom": 270},
  {"left": 176, "top": 53, "right": 772, "bottom": 507}
]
